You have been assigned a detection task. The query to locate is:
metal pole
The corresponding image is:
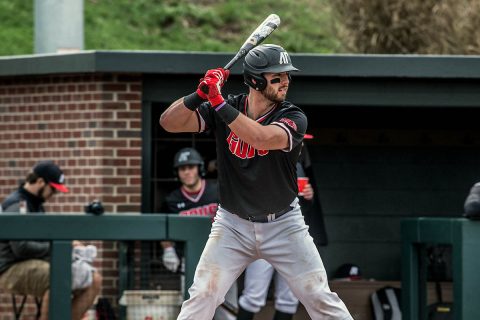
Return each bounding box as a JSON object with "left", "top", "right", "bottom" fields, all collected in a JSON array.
[{"left": 34, "top": 0, "right": 84, "bottom": 54}]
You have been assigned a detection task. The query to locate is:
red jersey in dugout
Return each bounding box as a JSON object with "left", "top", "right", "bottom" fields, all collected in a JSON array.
[
  {"left": 164, "top": 179, "right": 219, "bottom": 219},
  {"left": 196, "top": 93, "right": 307, "bottom": 219}
]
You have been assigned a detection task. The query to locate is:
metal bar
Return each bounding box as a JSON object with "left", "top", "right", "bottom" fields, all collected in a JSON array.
[
  {"left": 167, "top": 216, "right": 211, "bottom": 300},
  {"left": 50, "top": 241, "right": 72, "bottom": 320},
  {"left": 0, "top": 215, "right": 167, "bottom": 240}
]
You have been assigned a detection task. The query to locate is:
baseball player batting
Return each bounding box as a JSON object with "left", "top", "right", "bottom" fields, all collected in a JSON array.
[{"left": 160, "top": 44, "right": 353, "bottom": 320}]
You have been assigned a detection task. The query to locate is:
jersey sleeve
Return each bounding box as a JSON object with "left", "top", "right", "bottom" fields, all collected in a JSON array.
[
  {"left": 196, "top": 102, "right": 216, "bottom": 133},
  {"left": 271, "top": 108, "right": 308, "bottom": 152}
]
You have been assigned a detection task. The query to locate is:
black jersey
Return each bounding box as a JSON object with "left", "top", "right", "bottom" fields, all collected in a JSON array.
[
  {"left": 164, "top": 179, "right": 219, "bottom": 219},
  {"left": 196, "top": 94, "right": 307, "bottom": 218}
]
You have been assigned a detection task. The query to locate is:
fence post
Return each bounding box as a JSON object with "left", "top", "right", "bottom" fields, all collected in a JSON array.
[{"left": 50, "top": 240, "right": 72, "bottom": 320}]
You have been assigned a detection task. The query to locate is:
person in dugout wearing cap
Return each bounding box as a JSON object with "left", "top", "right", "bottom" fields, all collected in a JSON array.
[{"left": 0, "top": 160, "right": 102, "bottom": 320}]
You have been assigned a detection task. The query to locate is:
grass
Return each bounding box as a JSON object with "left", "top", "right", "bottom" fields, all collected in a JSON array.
[
  {"left": 0, "top": 0, "right": 339, "bottom": 56},
  {"left": 0, "top": 1, "right": 34, "bottom": 55}
]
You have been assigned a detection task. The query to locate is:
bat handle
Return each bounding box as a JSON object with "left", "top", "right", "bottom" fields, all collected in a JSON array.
[
  {"left": 224, "top": 60, "right": 235, "bottom": 70},
  {"left": 224, "top": 50, "right": 245, "bottom": 70}
]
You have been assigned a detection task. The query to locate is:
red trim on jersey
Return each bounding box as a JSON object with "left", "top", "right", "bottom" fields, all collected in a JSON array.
[
  {"left": 244, "top": 96, "right": 277, "bottom": 123},
  {"left": 180, "top": 179, "right": 206, "bottom": 203},
  {"left": 271, "top": 122, "right": 293, "bottom": 152}
]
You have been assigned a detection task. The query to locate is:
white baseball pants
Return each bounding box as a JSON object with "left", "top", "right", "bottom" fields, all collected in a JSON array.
[
  {"left": 176, "top": 203, "right": 352, "bottom": 320},
  {"left": 239, "top": 258, "right": 299, "bottom": 314}
]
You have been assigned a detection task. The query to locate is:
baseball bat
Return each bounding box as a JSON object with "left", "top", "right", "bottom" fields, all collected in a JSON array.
[{"left": 224, "top": 14, "right": 281, "bottom": 70}]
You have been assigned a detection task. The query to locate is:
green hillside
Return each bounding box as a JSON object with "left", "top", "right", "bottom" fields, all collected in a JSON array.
[{"left": 0, "top": 0, "right": 338, "bottom": 56}]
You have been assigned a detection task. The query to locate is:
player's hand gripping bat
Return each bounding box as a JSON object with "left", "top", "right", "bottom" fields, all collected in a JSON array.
[{"left": 224, "top": 14, "right": 281, "bottom": 70}]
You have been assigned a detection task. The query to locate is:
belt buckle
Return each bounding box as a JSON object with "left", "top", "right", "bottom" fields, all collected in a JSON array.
[{"left": 248, "top": 215, "right": 269, "bottom": 223}]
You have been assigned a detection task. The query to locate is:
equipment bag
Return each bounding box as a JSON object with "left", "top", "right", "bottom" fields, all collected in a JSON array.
[
  {"left": 427, "top": 245, "right": 453, "bottom": 320},
  {"left": 428, "top": 281, "right": 453, "bottom": 320},
  {"left": 371, "top": 286, "right": 402, "bottom": 320}
]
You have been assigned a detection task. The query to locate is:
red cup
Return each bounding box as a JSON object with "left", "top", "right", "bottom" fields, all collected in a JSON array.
[{"left": 297, "top": 177, "right": 309, "bottom": 196}]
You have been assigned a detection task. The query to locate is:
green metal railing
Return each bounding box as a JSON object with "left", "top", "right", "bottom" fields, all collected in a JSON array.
[
  {"left": 401, "top": 217, "right": 480, "bottom": 320},
  {"left": 0, "top": 214, "right": 211, "bottom": 320}
]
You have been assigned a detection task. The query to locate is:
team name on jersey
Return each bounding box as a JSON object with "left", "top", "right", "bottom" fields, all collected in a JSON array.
[
  {"left": 226, "top": 131, "right": 269, "bottom": 159},
  {"left": 179, "top": 203, "right": 218, "bottom": 218}
]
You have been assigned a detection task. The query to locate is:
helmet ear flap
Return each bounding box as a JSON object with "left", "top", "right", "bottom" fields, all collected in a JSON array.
[
  {"left": 199, "top": 163, "right": 206, "bottom": 177},
  {"left": 244, "top": 72, "right": 267, "bottom": 91},
  {"left": 173, "top": 167, "right": 179, "bottom": 179}
]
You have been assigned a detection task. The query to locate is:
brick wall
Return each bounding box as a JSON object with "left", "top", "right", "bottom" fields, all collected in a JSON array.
[{"left": 0, "top": 73, "right": 143, "bottom": 318}]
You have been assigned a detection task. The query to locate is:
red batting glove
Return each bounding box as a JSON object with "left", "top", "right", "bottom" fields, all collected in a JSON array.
[
  {"left": 196, "top": 79, "right": 209, "bottom": 100},
  {"left": 204, "top": 68, "right": 230, "bottom": 85},
  {"left": 204, "top": 77, "right": 224, "bottom": 107},
  {"left": 196, "top": 68, "right": 230, "bottom": 99}
]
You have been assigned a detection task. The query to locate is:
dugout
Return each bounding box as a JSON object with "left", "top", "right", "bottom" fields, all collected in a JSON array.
[{"left": 1, "top": 51, "right": 480, "bottom": 284}]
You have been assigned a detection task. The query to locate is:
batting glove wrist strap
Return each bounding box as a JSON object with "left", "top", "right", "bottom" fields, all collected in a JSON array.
[
  {"left": 208, "top": 93, "right": 225, "bottom": 107},
  {"left": 183, "top": 92, "right": 205, "bottom": 111},
  {"left": 215, "top": 102, "right": 240, "bottom": 125}
]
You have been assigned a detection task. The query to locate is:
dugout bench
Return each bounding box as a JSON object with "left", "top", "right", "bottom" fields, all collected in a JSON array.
[
  {"left": 0, "top": 214, "right": 211, "bottom": 320},
  {"left": 401, "top": 217, "right": 480, "bottom": 320}
]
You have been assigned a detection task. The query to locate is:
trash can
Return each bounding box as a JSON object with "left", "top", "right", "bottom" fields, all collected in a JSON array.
[{"left": 119, "top": 290, "right": 183, "bottom": 320}]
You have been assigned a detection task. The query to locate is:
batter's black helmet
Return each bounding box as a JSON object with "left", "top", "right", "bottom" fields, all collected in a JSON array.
[
  {"left": 243, "top": 44, "right": 299, "bottom": 91},
  {"left": 173, "top": 148, "right": 205, "bottom": 177}
]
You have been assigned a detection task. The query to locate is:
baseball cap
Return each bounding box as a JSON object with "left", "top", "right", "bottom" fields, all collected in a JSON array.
[
  {"left": 334, "top": 263, "right": 362, "bottom": 280},
  {"left": 33, "top": 161, "right": 69, "bottom": 193}
]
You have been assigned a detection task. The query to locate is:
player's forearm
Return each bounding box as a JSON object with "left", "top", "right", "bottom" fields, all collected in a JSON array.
[
  {"left": 228, "top": 113, "right": 288, "bottom": 150},
  {"left": 160, "top": 97, "right": 199, "bottom": 133}
]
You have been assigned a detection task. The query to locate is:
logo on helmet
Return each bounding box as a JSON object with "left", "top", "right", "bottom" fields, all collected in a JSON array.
[
  {"left": 178, "top": 151, "right": 191, "bottom": 163},
  {"left": 279, "top": 51, "right": 289, "bottom": 65}
]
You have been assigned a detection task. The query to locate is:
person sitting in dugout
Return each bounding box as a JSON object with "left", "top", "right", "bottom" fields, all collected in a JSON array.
[{"left": 0, "top": 160, "right": 102, "bottom": 320}]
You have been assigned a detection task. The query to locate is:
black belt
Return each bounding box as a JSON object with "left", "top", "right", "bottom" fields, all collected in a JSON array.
[{"left": 245, "top": 205, "right": 293, "bottom": 223}]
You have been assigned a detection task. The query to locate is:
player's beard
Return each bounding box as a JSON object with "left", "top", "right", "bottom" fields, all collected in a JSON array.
[{"left": 262, "top": 85, "right": 287, "bottom": 103}]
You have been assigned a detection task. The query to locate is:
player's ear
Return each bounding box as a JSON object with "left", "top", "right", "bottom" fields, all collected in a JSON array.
[{"left": 37, "top": 177, "right": 47, "bottom": 186}]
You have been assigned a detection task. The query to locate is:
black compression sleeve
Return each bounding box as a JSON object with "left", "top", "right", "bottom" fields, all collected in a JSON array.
[
  {"left": 214, "top": 102, "right": 240, "bottom": 125},
  {"left": 183, "top": 92, "right": 205, "bottom": 111}
]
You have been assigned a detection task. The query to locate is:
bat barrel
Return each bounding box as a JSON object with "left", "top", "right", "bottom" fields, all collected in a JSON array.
[{"left": 224, "top": 14, "right": 280, "bottom": 70}]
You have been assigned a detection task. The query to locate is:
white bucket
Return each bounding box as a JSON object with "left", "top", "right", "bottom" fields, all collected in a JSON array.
[{"left": 119, "top": 290, "right": 183, "bottom": 320}]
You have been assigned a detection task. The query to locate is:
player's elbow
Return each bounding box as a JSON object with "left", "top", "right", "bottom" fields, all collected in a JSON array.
[{"left": 159, "top": 113, "right": 176, "bottom": 132}]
